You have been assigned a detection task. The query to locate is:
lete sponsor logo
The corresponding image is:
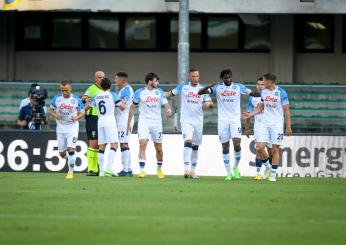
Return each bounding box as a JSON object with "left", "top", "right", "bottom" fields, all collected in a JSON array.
[
  {"left": 187, "top": 92, "right": 201, "bottom": 99},
  {"left": 264, "top": 96, "right": 278, "bottom": 103},
  {"left": 145, "top": 96, "right": 159, "bottom": 103},
  {"left": 220, "top": 90, "right": 236, "bottom": 96},
  {"left": 58, "top": 103, "right": 74, "bottom": 111}
]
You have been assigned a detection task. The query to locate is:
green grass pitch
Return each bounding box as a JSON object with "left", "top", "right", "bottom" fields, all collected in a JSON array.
[{"left": 0, "top": 173, "right": 346, "bottom": 245}]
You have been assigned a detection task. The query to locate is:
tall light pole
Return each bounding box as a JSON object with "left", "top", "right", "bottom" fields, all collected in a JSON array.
[{"left": 178, "top": 0, "right": 189, "bottom": 83}]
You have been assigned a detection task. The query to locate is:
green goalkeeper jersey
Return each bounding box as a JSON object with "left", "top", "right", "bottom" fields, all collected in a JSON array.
[{"left": 84, "top": 84, "right": 102, "bottom": 116}]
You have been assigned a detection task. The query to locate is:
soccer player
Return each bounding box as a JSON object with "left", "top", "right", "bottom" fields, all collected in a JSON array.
[
  {"left": 87, "top": 78, "right": 125, "bottom": 177},
  {"left": 198, "top": 69, "right": 259, "bottom": 180},
  {"left": 242, "top": 73, "right": 292, "bottom": 182},
  {"left": 127, "top": 72, "right": 172, "bottom": 179},
  {"left": 49, "top": 80, "right": 85, "bottom": 179},
  {"left": 245, "top": 77, "right": 273, "bottom": 180},
  {"left": 114, "top": 72, "right": 134, "bottom": 177},
  {"left": 166, "top": 69, "right": 213, "bottom": 179},
  {"left": 82, "top": 71, "right": 104, "bottom": 176}
]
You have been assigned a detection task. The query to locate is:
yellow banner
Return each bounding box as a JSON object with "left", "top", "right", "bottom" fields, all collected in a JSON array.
[{"left": 3, "top": 0, "right": 22, "bottom": 9}]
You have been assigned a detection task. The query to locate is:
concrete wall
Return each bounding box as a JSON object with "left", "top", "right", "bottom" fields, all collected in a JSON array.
[
  {"left": 14, "top": 51, "right": 270, "bottom": 83},
  {"left": 295, "top": 53, "right": 346, "bottom": 83}
]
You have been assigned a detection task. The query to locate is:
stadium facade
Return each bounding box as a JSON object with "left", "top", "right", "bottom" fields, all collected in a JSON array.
[{"left": 0, "top": 0, "right": 345, "bottom": 84}]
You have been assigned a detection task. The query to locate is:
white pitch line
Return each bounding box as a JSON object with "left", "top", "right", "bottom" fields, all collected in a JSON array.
[{"left": 0, "top": 213, "right": 345, "bottom": 225}]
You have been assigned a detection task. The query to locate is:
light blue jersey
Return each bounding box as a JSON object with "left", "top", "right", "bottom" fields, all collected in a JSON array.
[
  {"left": 260, "top": 86, "right": 289, "bottom": 127},
  {"left": 133, "top": 87, "right": 168, "bottom": 123},
  {"left": 50, "top": 93, "right": 84, "bottom": 132},
  {"left": 210, "top": 82, "right": 251, "bottom": 122},
  {"left": 115, "top": 85, "right": 134, "bottom": 127},
  {"left": 172, "top": 82, "right": 211, "bottom": 125},
  {"left": 247, "top": 96, "right": 263, "bottom": 123}
]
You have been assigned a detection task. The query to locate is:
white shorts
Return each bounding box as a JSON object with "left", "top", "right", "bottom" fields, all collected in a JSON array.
[
  {"left": 218, "top": 121, "right": 242, "bottom": 144},
  {"left": 255, "top": 124, "right": 284, "bottom": 146},
  {"left": 57, "top": 131, "right": 78, "bottom": 152},
  {"left": 254, "top": 121, "right": 272, "bottom": 148},
  {"left": 98, "top": 123, "right": 119, "bottom": 145},
  {"left": 117, "top": 121, "right": 133, "bottom": 144},
  {"left": 138, "top": 121, "right": 163, "bottom": 143},
  {"left": 181, "top": 123, "right": 203, "bottom": 145}
]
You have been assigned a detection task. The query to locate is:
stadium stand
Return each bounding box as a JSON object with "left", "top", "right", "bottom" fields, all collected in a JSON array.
[{"left": 0, "top": 81, "right": 345, "bottom": 133}]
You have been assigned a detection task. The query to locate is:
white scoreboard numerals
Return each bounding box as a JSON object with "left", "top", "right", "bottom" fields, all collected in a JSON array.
[
  {"left": 44, "top": 140, "right": 66, "bottom": 171},
  {"left": 0, "top": 141, "right": 5, "bottom": 169},
  {"left": 74, "top": 140, "right": 88, "bottom": 172},
  {"left": 7, "top": 140, "right": 29, "bottom": 171},
  {"left": 44, "top": 140, "right": 88, "bottom": 172}
]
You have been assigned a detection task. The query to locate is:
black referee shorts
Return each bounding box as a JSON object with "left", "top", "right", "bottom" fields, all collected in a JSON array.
[{"left": 85, "top": 115, "right": 98, "bottom": 140}]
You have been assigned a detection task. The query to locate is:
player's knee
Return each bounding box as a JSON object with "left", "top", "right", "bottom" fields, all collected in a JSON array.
[
  {"left": 271, "top": 147, "right": 280, "bottom": 155},
  {"left": 184, "top": 142, "right": 192, "bottom": 148},
  {"left": 59, "top": 152, "right": 66, "bottom": 158},
  {"left": 234, "top": 145, "right": 241, "bottom": 152},
  {"left": 156, "top": 148, "right": 163, "bottom": 156},
  {"left": 139, "top": 142, "right": 147, "bottom": 150},
  {"left": 256, "top": 144, "right": 265, "bottom": 152},
  {"left": 120, "top": 143, "right": 128, "bottom": 148},
  {"left": 222, "top": 143, "right": 229, "bottom": 153},
  {"left": 192, "top": 145, "right": 199, "bottom": 151},
  {"left": 267, "top": 149, "right": 273, "bottom": 158},
  {"left": 222, "top": 148, "right": 229, "bottom": 154}
]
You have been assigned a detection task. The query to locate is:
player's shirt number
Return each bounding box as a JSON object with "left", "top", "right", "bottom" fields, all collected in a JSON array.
[{"left": 98, "top": 100, "right": 106, "bottom": 115}]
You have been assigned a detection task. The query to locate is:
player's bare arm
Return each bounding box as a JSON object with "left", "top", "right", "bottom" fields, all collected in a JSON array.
[
  {"left": 164, "top": 103, "right": 172, "bottom": 117},
  {"left": 49, "top": 108, "right": 61, "bottom": 121},
  {"left": 283, "top": 104, "right": 292, "bottom": 136},
  {"left": 241, "top": 103, "right": 264, "bottom": 120},
  {"left": 81, "top": 95, "right": 91, "bottom": 103},
  {"left": 202, "top": 100, "right": 214, "bottom": 109},
  {"left": 71, "top": 111, "right": 85, "bottom": 122},
  {"left": 165, "top": 91, "right": 174, "bottom": 98},
  {"left": 198, "top": 81, "right": 218, "bottom": 95},
  {"left": 126, "top": 103, "right": 136, "bottom": 135},
  {"left": 117, "top": 102, "right": 126, "bottom": 111},
  {"left": 249, "top": 90, "right": 261, "bottom": 97}
]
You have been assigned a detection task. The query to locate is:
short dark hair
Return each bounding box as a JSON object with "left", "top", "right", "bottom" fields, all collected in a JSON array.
[
  {"left": 189, "top": 68, "right": 199, "bottom": 73},
  {"left": 257, "top": 77, "right": 263, "bottom": 81},
  {"left": 100, "top": 78, "right": 112, "bottom": 90},
  {"left": 116, "top": 72, "right": 128, "bottom": 78},
  {"left": 61, "top": 80, "right": 72, "bottom": 86},
  {"left": 145, "top": 72, "right": 159, "bottom": 84},
  {"left": 263, "top": 73, "right": 276, "bottom": 82},
  {"left": 220, "top": 69, "right": 233, "bottom": 79}
]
